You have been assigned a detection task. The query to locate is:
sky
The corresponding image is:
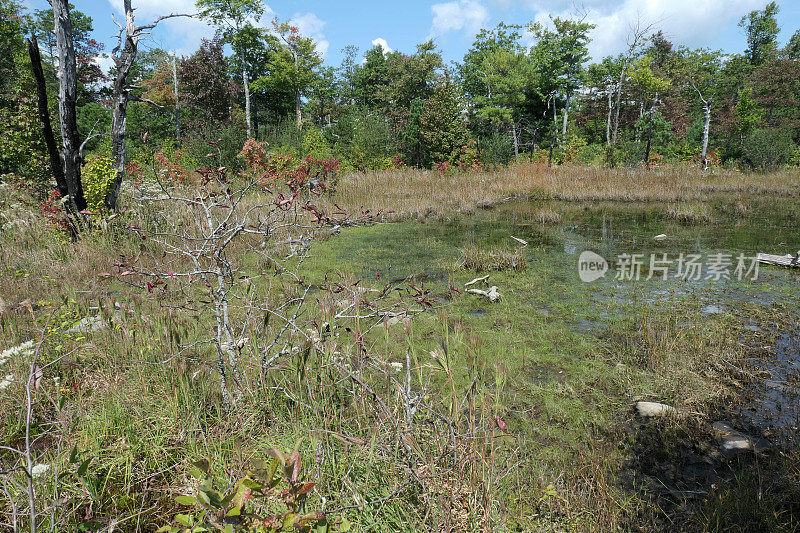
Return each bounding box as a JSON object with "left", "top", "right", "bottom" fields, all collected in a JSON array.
[{"left": 23, "top": 0, "right": 800, "bottom": 73}]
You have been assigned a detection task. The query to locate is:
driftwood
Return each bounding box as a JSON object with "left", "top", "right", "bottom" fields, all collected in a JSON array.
[
  {"left": 510, "top": 236, "right": 528, "bottom": 247},
  {"left": 467, "top": 286, "right": 500, "bottom": 302},
  {"left": 757, "top": 252, "right": 800, "bottom": 268},
  {"left": 464, "top": 275, "right": 490, "bottom": 287}
]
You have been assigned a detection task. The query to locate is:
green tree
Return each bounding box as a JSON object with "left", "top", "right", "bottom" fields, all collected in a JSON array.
[
  {"left": 528, "top": 16, "right": 595, "bottom": 136},
  {"left": 307, "top": 65, "right": 338, "bottom": 127},
  {"left": 27, "top": 5, "right": 105, "bottom": 103},
  {"left": 739, "top": 1, "right": 780, "bottom": 66},
  {"left": 350, "top": 44, "right": 390, "bottom": 110},
  {"left": 473, "top": 47, "right": 528, "bottom": 159},
  {"left": 259, "top": 18, "right": 323, "bottom": 129},
  {"left": 419, "top": 72, "right": 469, "bottom": 166},
  {"left": 197, "top": 0, "right": 265, "bottom": 137},
  {"left": 784, "top": 30, "right": 800, "bottom": 60},
  {"left": 459, "top": 22, "right": 523, "bottom": 105},
  {"left": 629, "top": 55, "right": 670, "bottom": 164}
]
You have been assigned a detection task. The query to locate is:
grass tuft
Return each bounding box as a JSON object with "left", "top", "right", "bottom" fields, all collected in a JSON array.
[{"left": 461, "top": 244, "right": 527, "bottom": 272}]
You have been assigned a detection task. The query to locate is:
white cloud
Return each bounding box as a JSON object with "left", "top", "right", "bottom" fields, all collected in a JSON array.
[
  {"left": 430, "top": 0, "right": 489, "bottom": 38},
  {"left": 372, "top": 37, "right": 393, "bottom": 55},
  {"left": 518, "top": 0, "right": 764, "bottom": 59},
  {"left": 290, "top": 12, "right": 329, "bottom": 58},
  {"left": 92, "top": 54, "right": 115, "bottom": 78}
]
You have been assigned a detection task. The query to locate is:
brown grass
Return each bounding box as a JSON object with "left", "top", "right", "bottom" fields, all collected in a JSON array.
[{"left": 332, "top": 163, "right": 800, "bottom": 219}]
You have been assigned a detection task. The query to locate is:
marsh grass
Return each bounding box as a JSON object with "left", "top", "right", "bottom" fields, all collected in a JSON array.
[
  {"left": 665, "top": 202, "right": 712, "bottom": 223},
  {"left": 461, "top": 244, "right": 527, "bottom": 272},
  {"left": 535, "top": 208, "right": 561, "bottom": 224},
  {"left": 331, "top": 164, "right": 800, "bottom": 220}
]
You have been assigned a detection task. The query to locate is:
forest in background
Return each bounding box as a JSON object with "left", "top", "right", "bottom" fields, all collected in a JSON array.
[{"left": 1, "top": 0, "right": 800, "bottom": 205}]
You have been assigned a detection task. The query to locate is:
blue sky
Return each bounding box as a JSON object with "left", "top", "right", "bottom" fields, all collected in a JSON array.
[{"left": 24, "top": 0, "right": 800, "bottom": 71}]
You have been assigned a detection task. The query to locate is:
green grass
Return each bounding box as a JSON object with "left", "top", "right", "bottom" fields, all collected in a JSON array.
[{"left": 2, "top": 182, "right": 800, "bottom": 531}]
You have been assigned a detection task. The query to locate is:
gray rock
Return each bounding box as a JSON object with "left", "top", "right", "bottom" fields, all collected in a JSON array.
[
  {"left": 68, "top": 311, "right": 123, "bottom": 334},
  {"left": 68, "top": 315, "right": 107, "bottom": 333},
  {"left": 635, "top": 401, "right": 677, "bottom": 417},
  {"left": 711, "top": 421, "right": 770, "bottom": 454}
]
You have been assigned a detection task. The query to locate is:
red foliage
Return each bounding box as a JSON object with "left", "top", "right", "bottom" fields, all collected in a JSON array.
[
  {"left": 41, "top": 189, "right": 68, "bottom": 232},
  {"left": 154, "top": 151, "right": 195, "bottom": 184},
  {"left": 125, "top": 161, "right": 145, "bottom": 188},
  {"left": 456, "top": 140, "right": 482, "bottom": 171},
  {"left": 391, "top": 155, "right": 406, "bottom": 170}
]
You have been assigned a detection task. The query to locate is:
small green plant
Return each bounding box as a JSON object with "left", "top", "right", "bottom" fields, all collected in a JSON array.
[
  {"left": 158, "top": 446, "right": 346, "bottom": 533},
  {"left": 81, "top": 156, "right": 116, "bottom": 211}
]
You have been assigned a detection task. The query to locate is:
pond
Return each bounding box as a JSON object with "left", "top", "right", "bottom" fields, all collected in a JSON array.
[{"left": 304, "top": 195, "right": 800, "bottom": 444}]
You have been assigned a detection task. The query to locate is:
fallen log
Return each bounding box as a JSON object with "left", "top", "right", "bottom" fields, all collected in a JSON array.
[{"left": 757, "top": 252, "right": 800, "bottom": 268}]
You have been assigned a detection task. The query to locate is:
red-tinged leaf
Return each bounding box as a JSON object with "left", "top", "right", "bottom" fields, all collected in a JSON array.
[
  {"left": 266, "top": 448, "right": 285, "bottom": 464},
  {"left": 120, "top": 271, "right": 133, "bottom": 276},
  {"left": 496, "top": 415, "right": 508, "bottom": 432},
  {"left": 296, "top": 482, "right": 315, "bottom": 496},
  {"left": 232, "top": 484, "right": 252, "bottom": 508},
  {"left": 287, "top": 451, "right": 301, "bottom": 482}
]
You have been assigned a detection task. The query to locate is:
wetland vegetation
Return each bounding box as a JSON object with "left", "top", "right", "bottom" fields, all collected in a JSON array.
[
  {"left": 3, "top": 164, "right": 800, "bottom": 531},
  {"left": 2, "top": 0, "right": 800, "bottom": 530}
]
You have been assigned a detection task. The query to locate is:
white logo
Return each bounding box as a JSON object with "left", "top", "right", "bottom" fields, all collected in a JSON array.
[{"left": 578, "top": 251, "right": 608, "bottom": 282}]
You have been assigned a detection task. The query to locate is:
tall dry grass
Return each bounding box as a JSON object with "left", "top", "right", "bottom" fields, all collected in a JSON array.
[{"left": 332, "top": 163, "right": 800, "bottom": 219}]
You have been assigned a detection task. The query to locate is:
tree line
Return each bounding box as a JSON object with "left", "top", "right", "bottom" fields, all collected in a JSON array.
[{"left": 1, "top": 0, "right": 799, "bottom": 213}]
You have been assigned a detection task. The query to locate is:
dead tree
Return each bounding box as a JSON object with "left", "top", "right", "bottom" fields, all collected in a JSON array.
[
  {"left": 611, "top": 19, "right": 655, "bottom": 144},
  {"left": 692, "top": 82, "right": 713, "bottom": 170},
  {"left": 104, "top": 1, "right": 193, "bottom": 211},
  {"left": 51, "top": 0, "right": 87, "bottom": 214},
  {"left": 172, "top": 54, "right": 181, "bottom": 147},
  {"left": 27, "top": 36, "right": 67, "bottom": 199},
  {"left": 643, "top": 93, "right": 660, "bottom": 168}
]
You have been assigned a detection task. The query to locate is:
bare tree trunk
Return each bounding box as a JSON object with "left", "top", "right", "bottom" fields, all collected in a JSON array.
[
  {"left": 611, "top": 65, "right": 626, "bottom": 145},
  {"left": 561, "top": 93, "right": 571, "bottom": 136},
  {"left": 106, "top": 6, "right": 138, "bottom": 211},
  {"left": 548, "top": 97, "right": 557, "bottom": 167},
  {"left": 644, "top": 94, "right": 658, "bottom": 169},
  {"left": 691, "top": 81, "right": 713, "bottom": 171},
  {"left": 612, "top": 20, "right": 651, "bottom": 145},
  {"left": 241, "top": 58, "right": 251, "bottom": 137},
  {"left": 701, "top": 100, "right": 711, "bottom": 170},
  {"left": 606, "top": 90, "right": 612, "bottom": 146},
  {"left": 511, "top": 121, "right": 519, "bottom": 162},
  {"left": 105, "top": 2, "right": 192, "bottom": 210},
  {"left": 173, "top": 55, "right": 181, "bottom": 147},
  {"left": 52, "top": 0, "right": 87, "bottom": 214},
  {"left": 27, "top": 36, "right": 67, "bottom": 198},
  {"left": 295, "top": 88, "right": 302, "bottom": 129}
]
